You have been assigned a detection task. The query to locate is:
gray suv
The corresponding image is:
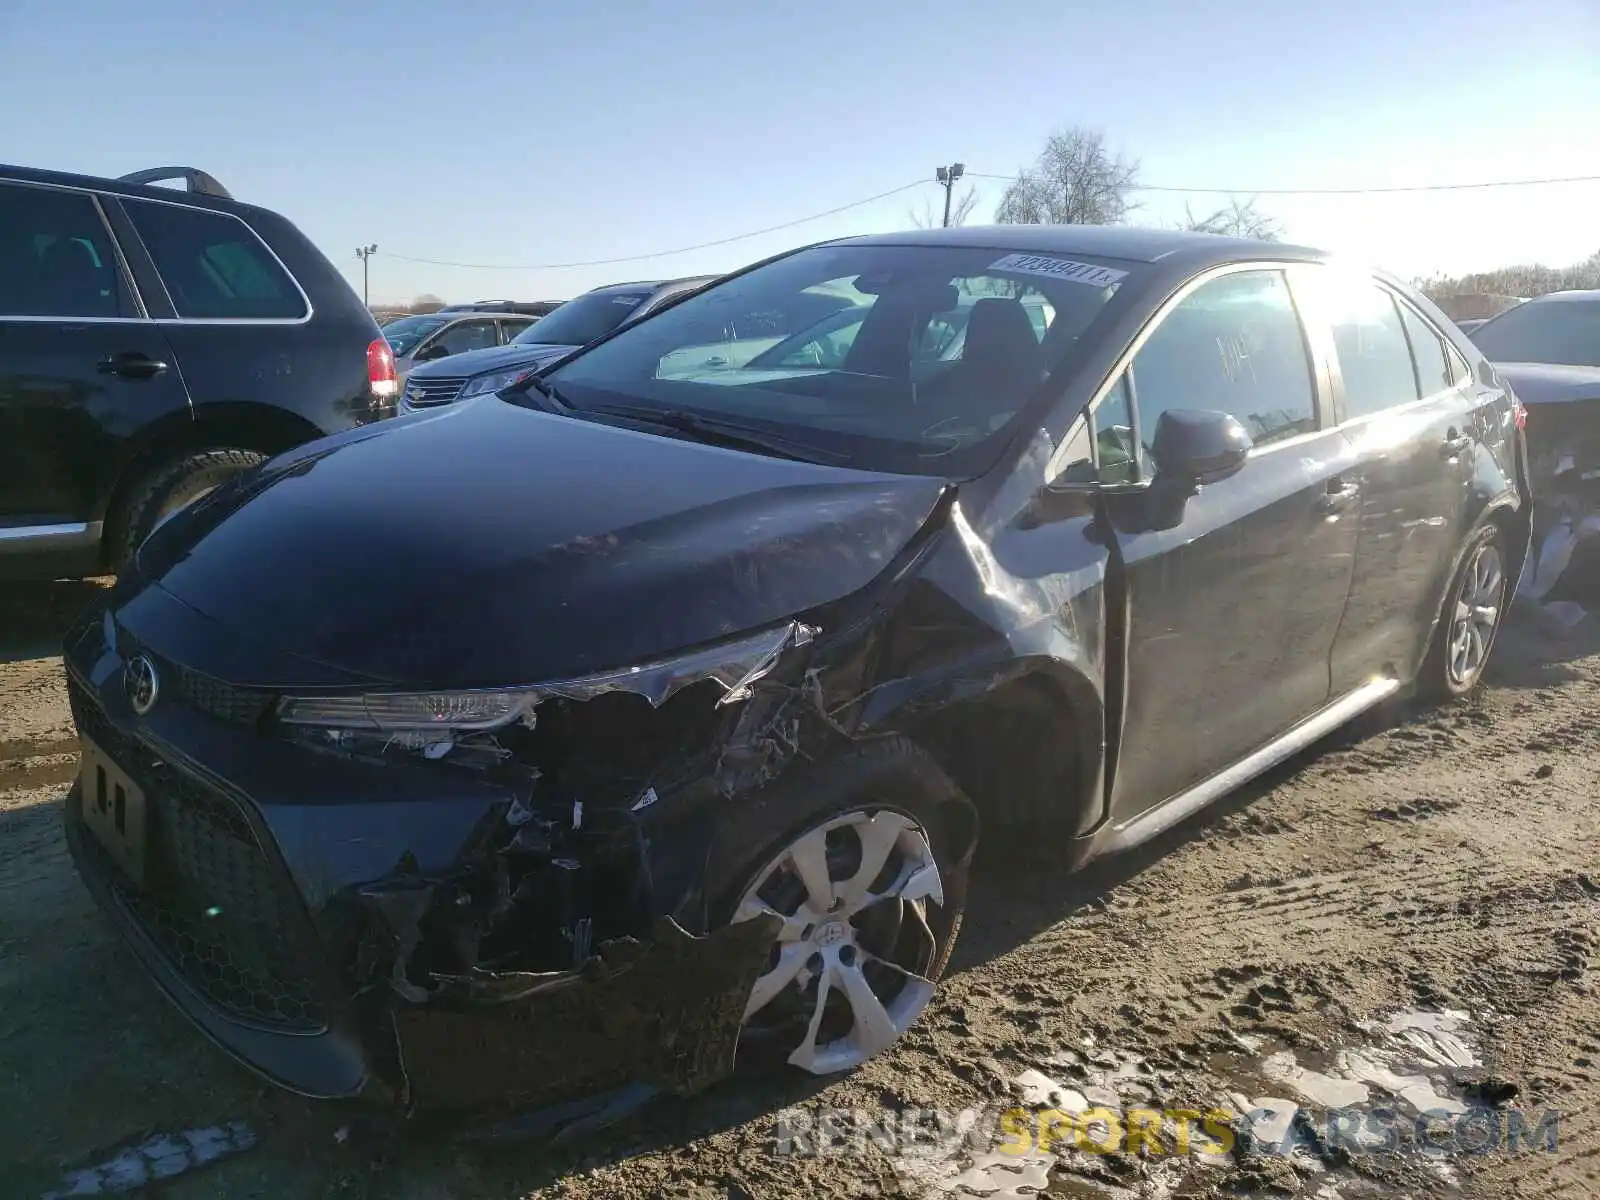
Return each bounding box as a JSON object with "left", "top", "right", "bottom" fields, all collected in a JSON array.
[{"left": 400, "top": 276, "right": 716, "bottom": 412}]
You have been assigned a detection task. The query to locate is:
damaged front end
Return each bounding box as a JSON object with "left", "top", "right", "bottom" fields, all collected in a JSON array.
[
  {"left": 310, "top": 623, "right": 824, "bottom": 1117},
  {"left": 62, "top": 608, "right": 852, "bottom": 1129}
]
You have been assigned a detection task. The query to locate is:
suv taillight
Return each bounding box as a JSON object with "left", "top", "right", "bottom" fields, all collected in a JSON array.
[
  {"left": 1511, "top": 393, "right": 1527, "bottom": 430},
  {"left": 368, "top": 338, "right": 398, "bottom": 401}
]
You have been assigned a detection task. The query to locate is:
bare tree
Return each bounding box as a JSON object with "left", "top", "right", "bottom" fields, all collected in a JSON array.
[
  {"left": 407, "top": 293, "right": 445, "bottom": 314},
  {"left": 994, "top": 126, "right": 1140, "bottom": 226},
  {"left": 1180, "top": 196, "right": 1282, "bottom": 241},
  {"left": 908, "top": 186, "right": 980, "bottom": 229}
]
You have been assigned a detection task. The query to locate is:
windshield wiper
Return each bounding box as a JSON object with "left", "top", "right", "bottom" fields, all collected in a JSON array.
[
  {"left": 579, "top": 402, "right": 847, "bottom": 465},
  {"left": 518, "top": 372, "right": 575, "bottom": 412}
]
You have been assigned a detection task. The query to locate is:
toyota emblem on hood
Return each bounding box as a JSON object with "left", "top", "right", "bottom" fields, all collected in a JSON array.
[{"left": 123, "top": 655, "right": 160, "bottom": 716}]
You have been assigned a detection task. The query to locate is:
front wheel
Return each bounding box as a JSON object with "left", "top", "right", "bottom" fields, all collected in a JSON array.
[
  {"left": 1419, "top": 523, "right": 1509, "bottom": 699},
  {"left": 706, "top": 738, "right": 974, "bottom": 1076}
]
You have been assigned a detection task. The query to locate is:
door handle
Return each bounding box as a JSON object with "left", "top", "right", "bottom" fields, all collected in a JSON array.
[
  {"left": 1317, "top": 478, "right": 1361, "bottom": 516},
  {"left": 1440, "top": 430, "right": 1473, "bottom": 459},
  {"left": 98, "top": 353, "right": 169, "bottom": 380}
]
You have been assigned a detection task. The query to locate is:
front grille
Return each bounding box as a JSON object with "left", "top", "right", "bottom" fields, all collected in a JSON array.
[
  {"left": 176, "top": 667, "right": 275, "bottom": 727},
  {"left": 69, "top": 682, "right": 327, "bottom": 1032},
  {"left": 402, "top": 375, "right": 468, "bottom": 408}
]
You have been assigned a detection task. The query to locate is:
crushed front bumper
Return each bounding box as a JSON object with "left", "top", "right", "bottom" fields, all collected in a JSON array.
[{"left": 61, "top": 606, "right": 780, "bottom": 1119}]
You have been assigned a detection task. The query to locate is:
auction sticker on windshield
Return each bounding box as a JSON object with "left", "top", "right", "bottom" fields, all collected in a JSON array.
[{"left": 989, "top": 254, "right": 1127, "bottom": 288}]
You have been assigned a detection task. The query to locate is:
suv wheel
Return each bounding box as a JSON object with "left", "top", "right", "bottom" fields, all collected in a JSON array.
[
  {"left": 111, "top": 448, "right": 265, "bottom": 571},
  {"left": 1420, "top": 522, "right": 1509, "bottom": 699}
]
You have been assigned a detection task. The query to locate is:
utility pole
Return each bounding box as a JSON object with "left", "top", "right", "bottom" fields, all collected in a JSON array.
[
  {"left": 934, "top": 163, "right": 965, "bottom": 227},
  {"left": 355, "top": 244, "right": 377, "bottom": 306}
]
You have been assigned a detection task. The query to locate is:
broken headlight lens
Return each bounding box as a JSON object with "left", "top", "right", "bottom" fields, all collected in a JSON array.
[{"left": 276, "top": 620, "right": 818, "bottom": 734}]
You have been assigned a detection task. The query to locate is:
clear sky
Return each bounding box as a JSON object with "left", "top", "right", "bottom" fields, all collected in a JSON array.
[{"left": 4, "top": 0, "right": 1596, "bottom": 305}]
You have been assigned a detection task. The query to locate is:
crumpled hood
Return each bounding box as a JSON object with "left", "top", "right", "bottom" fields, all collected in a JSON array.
[
  {"left": 406, "top": 341, "right": 574, "bottom": 381},
  {"left": 1495, "top": 362, "right": 1600, "bottom": 406},
  {"left": 139, "top": 398, "right": 949, "bottom": 689}
]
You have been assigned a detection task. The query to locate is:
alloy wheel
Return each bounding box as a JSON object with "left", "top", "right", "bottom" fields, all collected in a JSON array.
[
  {"left": 1448, "top": 541, "right": 1504, "bottom": 687},
  {"left": 732, "top": 809, "right": 944, "bottom": 1074}
]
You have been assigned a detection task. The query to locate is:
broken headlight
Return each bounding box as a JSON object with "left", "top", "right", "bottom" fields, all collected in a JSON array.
[{"left": 276, "top": 620, "right": 818, "bottom": 736}]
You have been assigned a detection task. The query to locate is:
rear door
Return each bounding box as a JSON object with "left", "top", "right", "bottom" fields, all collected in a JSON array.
[
  {"left": 1100, "top": 265, "right": 1360, "bottom": 820},
  {"left": 0, "top": 179, "right": 188, "bottom": 542},
  {"left": 1305, "top": 272, "right": 1480, "bottom": 692}
]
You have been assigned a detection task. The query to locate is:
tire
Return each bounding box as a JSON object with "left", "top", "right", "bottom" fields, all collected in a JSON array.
[
  {"left": 1418, "top": 522, "right": 1509, "bottom": 701},
  {"left": 703, "top": 736, "right": 976, "bottom": 1076},
  {"left": 109, "top": 448, "right": 264, "bottom": 572}
]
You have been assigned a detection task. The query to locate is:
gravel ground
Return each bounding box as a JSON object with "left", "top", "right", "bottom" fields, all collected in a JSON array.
[{"left": 1, "top": 580, "right": 1596, "bottom": 1199}]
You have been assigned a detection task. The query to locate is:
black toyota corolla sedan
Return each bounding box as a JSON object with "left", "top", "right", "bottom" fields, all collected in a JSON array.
[{"left": 63, "top": 225, "right": 1530, "bottom": 1124}]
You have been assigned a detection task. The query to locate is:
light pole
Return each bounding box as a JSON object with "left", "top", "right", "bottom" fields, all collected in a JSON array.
[
  {"left": 355, "top": 244, "right": 377, "bottom": 305},
  {"left": 934, "top": 164, "right": 965, "bottom": 228}
]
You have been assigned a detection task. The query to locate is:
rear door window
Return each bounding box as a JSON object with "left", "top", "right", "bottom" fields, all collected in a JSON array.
[
  {"left": 1396, "top": 302, "right": 1453, "bottom": 397},
  {"left": 124, "top": 199, "right": 307, "bottom": 320},
  {"left": 1325, "top": 280, "right": 1420, "bottom": 420},
  {"left": 0, "top": 182, "right": 128, "bottom": 318}
]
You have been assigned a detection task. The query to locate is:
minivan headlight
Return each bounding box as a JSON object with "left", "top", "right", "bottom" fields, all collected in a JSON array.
[
  {"left": 460, "top": 368, "right": 534, "bottom": 399},
  {"left": 276, "top": 621, "right": 817, "bottom": 734}
]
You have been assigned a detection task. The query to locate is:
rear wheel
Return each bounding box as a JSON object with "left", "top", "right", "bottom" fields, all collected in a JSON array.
[
  {"left": 1420, "top": 523, "right": 1509, "bottom": 699},
  {"left": 109, "top": 448, "right": 264, "bottom": 572},
  {"left": 705, "top": 737, "right": 974, "bottom": 1075}
]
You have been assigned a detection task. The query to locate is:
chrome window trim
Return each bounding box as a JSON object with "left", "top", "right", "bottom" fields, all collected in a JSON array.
[
  {"left": 0, "top": 173, "right": 316, "bottom": 326},
  {"left": 120, "top": 193, "right": 314, "bottom": 326}
]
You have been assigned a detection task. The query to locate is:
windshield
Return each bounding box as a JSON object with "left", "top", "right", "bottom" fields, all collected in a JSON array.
[
  {"left": 532, "top": 243, "right": 1133, "bottom": 476},
  {"left": 513, "top": 289, "right": 653, "bottom": 346},
  {"left": 1471, "top": 298, "right": 1600, "bottom": 367},
  {"left": 383, "top": 314, "right": 450, "bottom": 356}
]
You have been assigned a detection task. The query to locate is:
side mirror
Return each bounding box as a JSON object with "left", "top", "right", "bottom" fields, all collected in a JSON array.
[
  {"left": 416, "top": 342, "right": 452, "bottom": 362},
  {"left": 1149, "top": 409, "right": 1252, "bottom": 486}
]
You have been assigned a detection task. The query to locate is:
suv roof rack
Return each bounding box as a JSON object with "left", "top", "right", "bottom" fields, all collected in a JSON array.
[{"left": 116, "top": 166, "right": 233, "bottom": 200}]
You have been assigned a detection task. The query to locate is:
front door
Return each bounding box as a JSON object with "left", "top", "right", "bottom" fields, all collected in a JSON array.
[
  {"left": 1101, "top": 266, "right": 1360, "bottom": 820},
  {"left": 0, "top": 180, "right": 188, "bottom": 535}
]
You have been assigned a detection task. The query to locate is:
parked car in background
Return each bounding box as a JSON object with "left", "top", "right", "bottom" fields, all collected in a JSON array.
[
  {"left": 439, "top": 299, "right": 564, "bottom": 317},
  {"left": 0, "top": 162, "right": 394, "bottom": 579},
  {"left": 383, "top": 309, "right": 547, "bottom": 382},
  {"left": 399, "top": 275, "right": 716, "bottom": 411},
  {"left": 65, "top": 225, "right": 1527, "bottom": 1120},
  {"left": 1455, "top": 317, "right": 1488, "bottom": 335},
  {"left": 1466, "top": 289, "right": 1600, "bottom": 535}
]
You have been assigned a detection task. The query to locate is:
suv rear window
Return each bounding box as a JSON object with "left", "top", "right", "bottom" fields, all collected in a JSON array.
[{"left": 125, "top": 200, "right": 307, "bottom": 321}]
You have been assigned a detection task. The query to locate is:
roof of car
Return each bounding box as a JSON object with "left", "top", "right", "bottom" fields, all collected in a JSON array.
[
  {"left": 1523, "top": 290, "right": 1600, "bottom": 304},
  {"left": 838, "top": 224, "right": 1326, "bottom": 266},
  {"left": 1, "top": 161, "right": 273, "bottom": 220}
]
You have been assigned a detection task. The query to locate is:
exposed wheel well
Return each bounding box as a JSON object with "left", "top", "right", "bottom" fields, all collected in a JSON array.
[
  {"left": 99, "top": 404, "right": 323, "bottom": 565},
  {"left": 909, "top": 674, "right": 1095, "bottom": 838}
]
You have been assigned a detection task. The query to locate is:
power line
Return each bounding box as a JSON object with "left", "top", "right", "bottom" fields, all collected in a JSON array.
[
  {"left": 378, "top": 170, "right": 1600, "bottom": 271},
  {"left": 380, "top": 180, "right": 927, "bottom": 271},
  {"left": 964, "top": 170, "right": 1600, "bottom": 196}
]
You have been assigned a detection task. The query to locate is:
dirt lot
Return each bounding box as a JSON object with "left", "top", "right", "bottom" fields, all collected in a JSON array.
[{"left": 2, "top": 581, "right": 1596, "bottom": 1199}]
